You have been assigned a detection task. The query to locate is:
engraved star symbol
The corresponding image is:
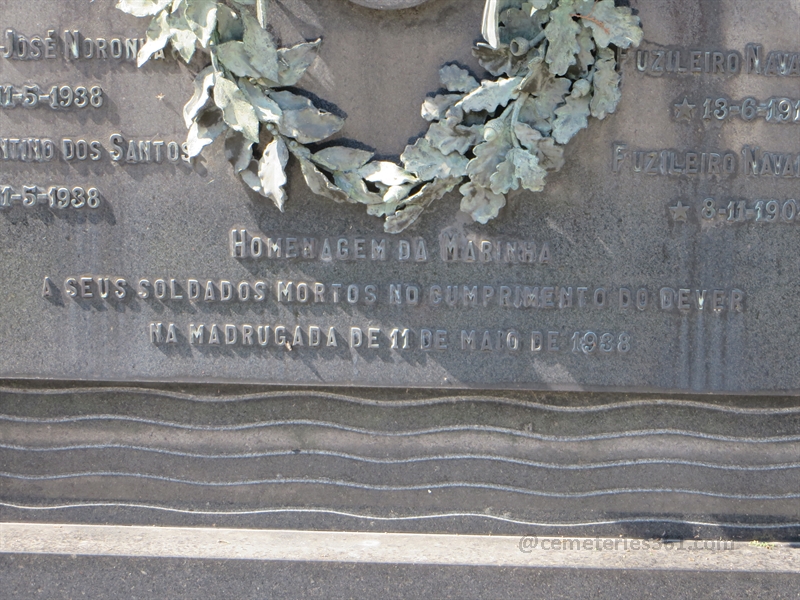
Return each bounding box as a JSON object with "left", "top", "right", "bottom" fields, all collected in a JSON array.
[
  {"left": 670, "top": 201, "right": 689, "bottom": 222},
  {"left": 674, "top": 97, "right": 696, "bottom": 122}
]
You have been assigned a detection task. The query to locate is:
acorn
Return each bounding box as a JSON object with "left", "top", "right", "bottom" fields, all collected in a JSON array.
[
  {"left": 509, "top": 37, "right": 530, "bottom": 57},
  {"left": 572, "top": 78, "right": 591, "bottom": 98},
  {"left": 483, "top": 119, "right": 505, "bottom": 142}
]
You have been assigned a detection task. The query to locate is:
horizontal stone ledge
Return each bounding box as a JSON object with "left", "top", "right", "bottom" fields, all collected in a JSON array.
[{"left": 1, "top": 523, "right": 797, "bottom": 572}]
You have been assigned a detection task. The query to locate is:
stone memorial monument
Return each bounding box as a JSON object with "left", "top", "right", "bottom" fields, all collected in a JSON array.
[
  {"left": 1, "top": 0, "right": 798, "bottom": 393},
  {"left": 1, "top": 0, "right": 799, "bottom": 563}
]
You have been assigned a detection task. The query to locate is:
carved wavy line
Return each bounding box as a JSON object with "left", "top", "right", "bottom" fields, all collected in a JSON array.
[
  {"left": 2, "top": 444, "right": 799, "bottom": 472},
  {"left": 2, "top": 386, "right": 800, "bottom": 414},
  {"left": 1, "top": 472, "right": 798, "bottom": 500},
  {"left": 1, "top": 501, "right": 798, "bottom": 530},
  {"left": 1, "top": 416, "right": 799, "bottom": 443}
]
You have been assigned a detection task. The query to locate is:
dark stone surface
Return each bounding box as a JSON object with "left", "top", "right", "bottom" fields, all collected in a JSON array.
[
  {"left": 0, "top": 0, "right": 797, "bottom": 392},
  {"left": 1, "top": 5, "right": 800, "bottom": 587},
  {"left": 2, "top": 383, "right": 799, "bottom": 541},
  {"left": 3, "top": 554, "right": 800, "bottom": 600},
  {"left": 349, "top": 0, "right": 433, "bottom": 8}
]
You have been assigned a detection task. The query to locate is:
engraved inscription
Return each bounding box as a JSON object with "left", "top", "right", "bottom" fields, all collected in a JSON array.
[
  {"left": 636, "top": 48, "right": 741, "bottom": 75},
  {"left": 0, "top": 185, "right": 102, "bottom": 209},
  {"left": 146, "top": 322, "right": 636, "bottom": 357},
  {"left": 48, "top": 272, "right": 746, "bottom": 316},
  {"left": 0, "top": 135, "right": 189, "bottom": 164},
  {"left": 230, "top": 229, "right": 554, "bottom": 265},
  {"left": 0, "top": 0, "right": 795, "bottom": 392},
  {"left": 613, "top": 144, "right": 740, "bottom": 177},
  {"left": 439, "top": 231, "right": 551, "bottom": 265},
  {"left": 0, "top": 84, "right": 104, "bottom": 110},
  {"left": 696, "top": 197, "right": 800, "bottom": 224},
  {"left": 635, "top": 44, "right": 800, "bottom": 77},
  {"left": 741, "top": 146, "right": 800, "bottom": 178},
  {"left": 699, "top": 96, "right": 800, "bottom": 124},
  {"left": 0, "top": 29, "right": 159, "bottom": 62}
]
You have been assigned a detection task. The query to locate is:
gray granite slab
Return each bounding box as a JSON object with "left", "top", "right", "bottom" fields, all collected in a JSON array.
[
  {"left": 0, "top": 0, "right": 798, "bottom": 393},
  {"left": 2, "top": 384, "right": 799, "bottom": 541},
  {"left": 4, "top": 554, "right": 800, "bottom": 600}
]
